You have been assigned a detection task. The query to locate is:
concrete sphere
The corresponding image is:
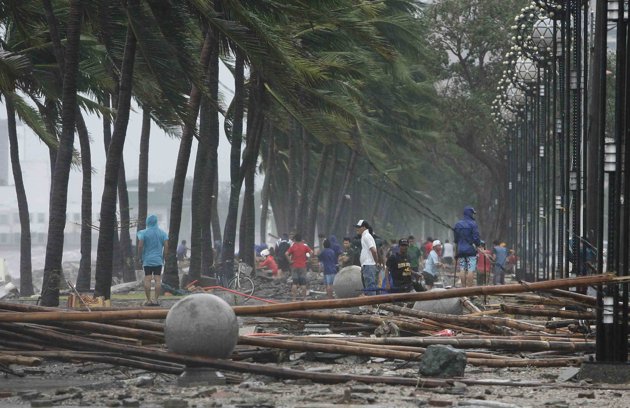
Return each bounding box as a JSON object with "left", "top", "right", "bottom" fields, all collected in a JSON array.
[
  {"left": 333, "top": 265, "right": 363, "bottom": 299},
  {"left": 413, "top": 288, "right": 463, "bottom": 315},
  {"left": 165, "top": 293, "right": 238, "bottom": 358}
]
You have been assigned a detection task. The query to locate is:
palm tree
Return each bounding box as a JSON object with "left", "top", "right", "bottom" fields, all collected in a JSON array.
[
  {"left": 75, "top": 115, "right": 92, "bottom": 292},
  {"left": 5, "top": 95, "right": 34, "bottom": 296},
  {"left": 41, "top": 0, "right": 84, "bottom": 306},
  {"left": 94, "top": 17, "right": 137, "bottom": 300},
  {"left": 162, "top": 31, "right": 213, "bottom": 290},
  {"left": 136, "top": 108, "right": 151, "bottom": 268}
]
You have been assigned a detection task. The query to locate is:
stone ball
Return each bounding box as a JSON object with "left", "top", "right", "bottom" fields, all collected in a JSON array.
[
  {"left": 413, "top": 288, "right": 463, "bottom": 315},
  {"left": 333, "top": 265, "right": 363, "bottom": 299},
  {"left": 165, "top": 293, "right": 238, "bottom": 358}
]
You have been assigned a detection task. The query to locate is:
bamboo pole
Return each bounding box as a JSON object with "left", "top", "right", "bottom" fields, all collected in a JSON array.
[
  {"left": 273, "top": 336, "right": 513, "bottom": 360},
  {"left": 331, "top": 336, "right": 595, "bottom": 352},
  {"left": 0, "top": 354, "right": 42, "bottom": 366},
  {"left": 0, "top": 275, "right": 616, "bottom": 323},
  {"left": 545, "top": 289, "right": 597, "bottom": 306},
  {"left": 500, "top": 305, "right": 595, "bottom": 320},
  {"left": 380, "top": 304, "right": 548, "bottom": 333}
]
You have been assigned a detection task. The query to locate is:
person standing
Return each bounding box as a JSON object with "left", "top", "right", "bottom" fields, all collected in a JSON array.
[
  {"left": 339, "top": 237, "right": 355, "bottom": 268},
  {"left": 385, "top": 238, "right": 414, "bottom": 293},
  {"left": 176, "top": 240, "right": 188, "bottom": 262},
  {"left": 476, "top": 241, "right": 493, "bottom": 286},
  {"left": 442, "top": 240, "right": 455, "bottom": 268},
  {"left": 423, "top": 237, "right": 434, "bottom": 259},
  {"left": 423, "top": 239, "right": 442, "bottom": 290},
  {"left": 407, "top": 235, "right": 422, "bottom": 274},
  {"left": 453, "top": 206, "right": 482, "bottom": 287},
  {"left": 137, "top": 214, "right": 169, "bottom": 306},
  {"left": 355, "top": 219, "right": 379, "bottom": 295},
  {"left": 319, "top": 239, "right": 338, "bottom": 298},
  {"left": 492, "top": 240, "right": 508, "bottom": 285},
  {"left": 275, "top": 233, "right": 292, "bottom": 277},
  {"left": 285, "top": 233, "right": 313, "bottom": 301}
]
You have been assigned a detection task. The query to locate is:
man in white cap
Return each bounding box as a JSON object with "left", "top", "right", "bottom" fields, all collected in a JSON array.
[
  {"left": 422, "top": 240, "right": 443, "bottom": 290},
  {"left": 355, "top": 219, "right": 379, "bottom": 295}
]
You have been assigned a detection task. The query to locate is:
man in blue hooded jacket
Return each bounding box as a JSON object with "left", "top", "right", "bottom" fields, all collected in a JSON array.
[
  {"left": 137, "top": 214, "right": 169, "bottom": 306},
  {"left": 453, "top": 206, "right": 481, "bottom": 287}
]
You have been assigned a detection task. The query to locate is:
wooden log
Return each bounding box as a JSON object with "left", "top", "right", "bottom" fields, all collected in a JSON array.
[
  {"left": 2, "top": 350, "right": 183, "bottom": 374},
  {"left": 500, "top": 305, "right": 595, "bottom": 320},
  {"left": 0, "top": 275, "right": 616, "bottom": 323},
  {"left": 0, "top": 322, "right": 452, "bottom": 388},
  {"left": 334, "top": 336, "right": 595, "bottom": 352},
  {"left": 268, "top": 310, "right": 436, "bottom": 335},
  {"left": 545, "top": 289, "right": 597, "bottom": 306},
  {"left": 461, "top": 297, "right": 482, "bottom": 313},
  {"left": 238, "top": 336, "right": 582, "bottom": 368},
  {"left": 277, "top": 336, "right": 514, "bottom": 360},
  {"left": 238, "top": 336, "right": 424, "bottom": 361},
  {"left": 0, "top": 323, "right": 590, "bottom": 387},
  {"left": 0, "top": 354, "right": 42, "bottom": 366},
  {"left": 380, "top": 304, "right": 548, "bottom": 333}
]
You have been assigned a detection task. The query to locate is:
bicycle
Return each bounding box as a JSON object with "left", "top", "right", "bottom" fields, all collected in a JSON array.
[{"left": 227, "top": 262, "right": 255, "bottom": 304}]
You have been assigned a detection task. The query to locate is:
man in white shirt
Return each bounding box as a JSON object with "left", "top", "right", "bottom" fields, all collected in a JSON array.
[
  {"left": 442, "top": 239, "right": 454, "bottom": 268},
  {"left": 355, "top": 219, "right": 379, "bottom": 295},
  {"left": 423, "top": 240, "right": 443, "bottom": 290}
]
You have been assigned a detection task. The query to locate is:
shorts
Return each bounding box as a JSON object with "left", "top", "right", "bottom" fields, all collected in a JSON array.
[
  {"left": 291, "top": 267, "right": 307, "bottom": 286},
  {"left": 458, "top": 256, "right": 477, "bottom": 272},
  {"left": 144, "top": 265, "right": 163, "bottom": 276},
  {"left": 324, "top": 273, "right": 336, "bottom": 285},
  {"left": 443, "top": 256, "right": 453, "bottom": 265},
  {"left": 422, "top": 271, "right": 436, "bottom": 286}
]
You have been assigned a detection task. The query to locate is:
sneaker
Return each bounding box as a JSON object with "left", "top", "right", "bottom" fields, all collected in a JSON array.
[
  {"left": 153, "top": 300, "right": 161, "bottom": 307},
  {"left": 143, "top": 300, "right": 152, "bottom": 306}
]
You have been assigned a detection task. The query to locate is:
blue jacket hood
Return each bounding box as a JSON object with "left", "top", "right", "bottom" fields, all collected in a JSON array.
[
  {"left": 463, "top": 206, "right": 476, "bottom": 220},
  {"left": 146, "top": 214, "right": 158, "bottom": 228}
]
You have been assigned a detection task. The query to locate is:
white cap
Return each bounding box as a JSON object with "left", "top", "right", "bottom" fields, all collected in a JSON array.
[
  {"left": 432, "top": 240, "right": 442, "bottom": 247},
  {"left": 260, "top": 249, "right": 270, "bottom": 257}
]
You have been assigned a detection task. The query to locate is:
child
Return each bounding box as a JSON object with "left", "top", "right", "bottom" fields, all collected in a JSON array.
[{"left": 318, "top": 239, "right": 338, "bottom": 298}]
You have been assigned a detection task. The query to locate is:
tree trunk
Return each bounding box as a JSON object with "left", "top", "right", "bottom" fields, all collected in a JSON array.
[
  {"left": 287, "top": 126, "right": 297, "bottom": 233},
  {"left": 117, "top": 161, "right": 135, "bottom": 282},
  {"left": 211, "top": 175, "right": 221, "bottom": 243},
  {"left": 6, "top": 96, "right": 34, "bottom": 296},
  {"left": 94, "top": 21, "right": 137, "bottom": 300},
  {"left": 259, "top": 136, "right": 273, "bottom": 244},
  {"left": 41, "top": 0, "right": 83, "bottom": 306},
  {"left": 136, "top": 108, "right": 151, "bottom": 267},
  {"left": 75, "top": 115, "right": 92, "bottom": 291},
  {"left": 330, "top": 149, "right": 357, "bottom": 237},
  {"left": 162, "top": 32, "right": 213, "bottom": 290},
  {"left": 322, "top": 148, "right": 339, "bottom": 235},
  {"left": 296, "top": 127, "right": 310, "bottom": 235},
  {"left": 203, "top": 34, "right": 220, "bottom": 276},
  {"left": 306, "top": 145, "right": 331, "bottom": 245},
  {"left": 191, "top": 30, "right": 220, "bottom": 280},
  {"left": 220, "top": 51, "right": 245, "bottom": 282},
  {"left": 101, "top": 95, "right": 123, "bottom": 282},
  {"left": 238, "top": 74, "right": 265, "bottom": 266}
]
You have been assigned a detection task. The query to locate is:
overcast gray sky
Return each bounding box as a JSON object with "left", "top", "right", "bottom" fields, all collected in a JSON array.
[{"left": 0, "top": 62, "right": 239, "bottom": 215}]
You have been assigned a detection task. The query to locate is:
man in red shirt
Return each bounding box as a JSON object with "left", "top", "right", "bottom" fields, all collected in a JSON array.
[{"left": 285, "top": 233, "right": 313, "bottom": 301}]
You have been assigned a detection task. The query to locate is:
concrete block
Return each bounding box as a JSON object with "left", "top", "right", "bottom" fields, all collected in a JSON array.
[{"left": 165, "top": 294, "right": 238, "bottom": 358}]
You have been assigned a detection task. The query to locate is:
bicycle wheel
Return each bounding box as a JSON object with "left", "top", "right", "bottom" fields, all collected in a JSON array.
[{"left": 227, "top": 275, "right": 255, "bottom": 303}]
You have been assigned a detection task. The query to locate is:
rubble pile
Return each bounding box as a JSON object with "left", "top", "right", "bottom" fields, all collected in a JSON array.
[{"left": 0, "top": 273, "right": 626, "bottom": 406}]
